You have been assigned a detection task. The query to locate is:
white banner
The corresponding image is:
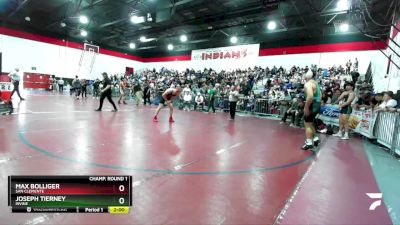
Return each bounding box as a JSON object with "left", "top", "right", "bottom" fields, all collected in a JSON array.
[
  {"left": 350, "top": 109, "right": 378, "bottom": 138},
  {"left": 319, "top": 108, "right": 378, "bottom": 138},
  {"left": 191, "top": 44, "right": 260, "bottom": 61},
  {"left": 0, "top": 82, "right": 14, "bottom": 91}
]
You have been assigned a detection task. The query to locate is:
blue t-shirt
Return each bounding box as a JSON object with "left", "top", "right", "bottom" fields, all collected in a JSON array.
[{"left": 323, "top": 69, "right": 328, "bottom": 77}]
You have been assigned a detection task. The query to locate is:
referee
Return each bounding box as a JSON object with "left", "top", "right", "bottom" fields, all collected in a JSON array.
[
  {"left": 228, "top": 86, "right": 239, "bottom": 120},
  {"left": 95, "top": 72, "right": 118, "bottom": 112},
  {"left": 8, "top": 68, "right": 25, "bottom": 101}
]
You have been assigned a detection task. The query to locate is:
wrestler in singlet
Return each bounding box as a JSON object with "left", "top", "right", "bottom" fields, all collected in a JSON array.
[
  {"left": 159, "top": 88, "right": 179, "bottom": 105},
  {"left": 340, "top": 92, "right": 353, "bottom": 115},
  {"left": 153, "top": 86, "right": 181, "bottom": 122},
  {"left": 301, "top": 75, "right": 322, "bottom": 150},
  {"left": 304, "top": 80, "right": 321, "bottom": 123}
]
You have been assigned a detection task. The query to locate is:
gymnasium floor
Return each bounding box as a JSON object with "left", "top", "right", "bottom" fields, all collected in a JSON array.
[{"left": 0, "top": 92, "right": 395, "bottom": 225}]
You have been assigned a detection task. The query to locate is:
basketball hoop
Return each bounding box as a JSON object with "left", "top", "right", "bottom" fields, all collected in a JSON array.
[
  {"left": 333, "top": 20, "right": 349, "bottom": 33},
  {"left": 84, "top": 43, "right": 99, "bottom": 53},
  {"left": 79, "top": 43, "right": 100, "bottom": 75},
  {"left": 333, "top": 20, "right": 342, "bottom": 32}
]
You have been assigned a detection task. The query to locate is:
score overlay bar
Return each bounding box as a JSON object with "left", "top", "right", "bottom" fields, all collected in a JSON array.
[
  {"left": 12, "top": 206, "right": 130, "bottom": 214},
  {"left": 8, "top": 176, "right": 132, "bottom": 213}
]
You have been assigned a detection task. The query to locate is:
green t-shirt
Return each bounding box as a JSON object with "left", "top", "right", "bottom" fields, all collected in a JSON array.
[
  {"left": 208, "top": 88, "right": 216, "bottom": 99},
  {"left": 291, "top": 101, "right": 299, "bottom": 110}
]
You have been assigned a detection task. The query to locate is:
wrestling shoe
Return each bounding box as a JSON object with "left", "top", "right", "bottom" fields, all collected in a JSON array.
[
  {"left": 333, "top": 132, "right": 343, "bottom": 137},
  {"left": 169, "top": 117, "right": 175, "bottom": 123},
  {"left": 153, "top": 117, "right": 158, "bottom": 122},
  {"left": 301, "top": 143, "right": 313, "bottom": 150}
]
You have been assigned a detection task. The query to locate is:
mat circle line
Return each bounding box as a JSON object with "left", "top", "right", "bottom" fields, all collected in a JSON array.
[{"left": 18, "top": 131, "right": 315, "bottom": 175}]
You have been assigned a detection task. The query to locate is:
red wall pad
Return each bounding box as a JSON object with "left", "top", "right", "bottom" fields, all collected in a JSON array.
[
  {"left": 23, "top": 72, "right": 50, "bottom": 89},
  {"left": 259, "top": 41, "right": 387, "bottom": 56}
]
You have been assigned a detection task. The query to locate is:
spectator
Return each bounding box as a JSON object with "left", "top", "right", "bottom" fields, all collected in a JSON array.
[
  {"left": 354, "top": 58, "right": 359, "bottom": 71},
  {"left": 295, "top": 97, "right": 305, "bottom": 127},
  {"left": 182, "top": 84, "right": 191, "bottom": 94},
  {"left": 143, "top": 83, "right": 151, "bottom": 105},
  {"left": 182, "top": 89, "right": 193, "bottom": 111},
  {"left": 369, "top": 93, "right": 383, "bottom": 109},
  {"left": 346, "top": 60, "right": 352, "bottom": 75},
  {"left": 118, "top": 77, "right": 128, "bottom": 104},
  {"left": 58, "top": 78, "right": 64, "bottom": 94},
  {"left": 246, "top": 92, "right": 255, "bottom": 112},
  {"left": 354, "top": 90, "right": 374, "bottom": 110},
  {"left": 269, "top": 91, "right": 277, "bottom": 114},
  {"left": 194, "top": 93, "right": 205, "bottom": 111},
  {"left": 395, "top": 90, "right": 400, "bottom": 103},
  {"left": 278, "top": 91, "right": 291, "bottom": 118},
  {"left": 93, "top": 78, "right": 100, "bottom": 99},
  {"left": 72, "top": 76, "right": 81, "bottom": 100},
  {"left": 331, "top": 89, "right": 341, "bottom": 103},
  {"left": 321, "top": 89, "right": 332, "bottom": 105},
  {"left": 388, "top": 107, "right": 400, "bottom": 113},
  {"left": 281, "top": 98, "right": 298, "bottom": 126},
  {"left": 133, "top": 81, "right": 143, "bottom": 106},
  {"left": 207, "top": 84, "right": 216, "bottom": 113},
  {"left": 81, "top": 79, "right": 87, "bottom": 99},
  {"left": 112, "top": 63, "right": 396, "bottom": 134},
  {"left": 376, "top": 91, "right": 397, "bottom": 111}
]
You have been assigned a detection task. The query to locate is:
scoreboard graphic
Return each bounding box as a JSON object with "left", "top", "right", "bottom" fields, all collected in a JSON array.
[{"left": 8, "top": 176, "right": 132, "bottom": 213}]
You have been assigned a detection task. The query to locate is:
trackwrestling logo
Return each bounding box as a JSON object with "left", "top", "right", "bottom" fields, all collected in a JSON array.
[{"left": 366, "top": 193, "right": 383, "bottom": 210}]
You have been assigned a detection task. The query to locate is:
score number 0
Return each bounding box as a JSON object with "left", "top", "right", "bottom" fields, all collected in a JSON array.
[{"left": 118, "top": 185, "right": 125, "bottom": 205}]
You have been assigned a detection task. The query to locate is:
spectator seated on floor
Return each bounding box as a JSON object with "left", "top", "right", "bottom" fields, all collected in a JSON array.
[
  {"left": 237, "top": 98, "right": 245, "bottom": 111},
  {"left": 278, "top": 91, "right": 292, "bottom": 118},
  {"left": 194, "top": 92, "right": 205, "bottom": 111},
  {"left": 321, "top": 89, "right": 332, "bottom": 105},
  {"left": 330, "top": 89, "right": 341, "bottom": 104},
  {"left": 246, "top": 93, "right": 256, "bottom": 112},
  {"left": 281, "top": 98, "right": 298, "bottom": 126},
  {"left": 294, "top": 96, "right": 305, "bottom": 127}
]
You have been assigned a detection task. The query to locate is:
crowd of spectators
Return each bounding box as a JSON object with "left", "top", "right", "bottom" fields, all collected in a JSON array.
[
  {"left": 121, "top": 59, "right": 396, "bottom": 104},
  {"left": 62, "top": 58, "right": 400, "bottom": 128}
]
